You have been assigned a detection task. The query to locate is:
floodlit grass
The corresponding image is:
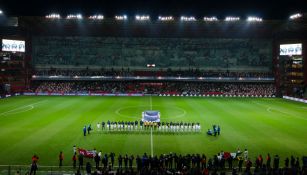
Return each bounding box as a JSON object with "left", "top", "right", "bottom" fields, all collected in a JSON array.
[{"left": 0, "top": 96, "right": 306, "bottom": 166}]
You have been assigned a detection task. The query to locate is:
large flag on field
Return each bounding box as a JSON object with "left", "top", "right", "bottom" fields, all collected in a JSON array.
[
  {"left": 142, "top": 110, "right": 160, "bottom": 122},
  {"left": 78, "top": 148, "right": 95, "bottom": 158}
]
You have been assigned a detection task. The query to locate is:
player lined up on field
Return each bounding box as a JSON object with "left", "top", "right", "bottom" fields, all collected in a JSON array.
[{"left": 87, "top": 120, "right": 202, "bottom": 133}]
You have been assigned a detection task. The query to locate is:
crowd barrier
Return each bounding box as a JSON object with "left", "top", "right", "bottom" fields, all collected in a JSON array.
[
  {"left": 23, "top": 92, "right": 145, "bottom": 96},
  {"left": 32, "top": 75, "right": 275, "bottom": 82},
  {"left": 23, "top": 92, "right": 275, "bottom": 98},
  {"left": 0, "top": 93, "right": 21, "bottom": 99}
]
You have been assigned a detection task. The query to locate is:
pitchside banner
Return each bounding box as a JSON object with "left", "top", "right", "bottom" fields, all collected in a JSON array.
[
  {"left": 23, "top": 92, "right": 275, "bottom": 98},
  {"left": 23, "top": 92, "right": 144, "bottom": 96},
  {"left": 283, "top": 96, "right": 307, "bottom": 104}
]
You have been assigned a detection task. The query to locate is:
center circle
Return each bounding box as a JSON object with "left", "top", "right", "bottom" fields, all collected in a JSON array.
[{"left": 115, "top": 105, "right": 186, "bottom": 120}]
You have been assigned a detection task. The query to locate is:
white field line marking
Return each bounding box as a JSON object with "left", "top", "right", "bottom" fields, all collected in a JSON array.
[
  {"left": 254, "top": 101, "right": 307, "bottom": 121},
  {"left": 2, "top": 105, "right": 34, "bottom": 116},
  {"left": 267, "top": 107, "right": 272, "bottom": 113},
  {"left": 151, "top": 127, "right": 153, "bottom": 157},
  {"left": 0, "top": 100, "right": 47, "bottom": 116},
  {"left": 150, "top": 96, "right": 153, "bottom": 157},
  {"left": 267, "top": 107, "right": 307, "bottom": 120}
]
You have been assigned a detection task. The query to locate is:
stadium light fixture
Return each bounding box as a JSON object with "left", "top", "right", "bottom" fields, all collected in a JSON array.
[
  {"left": 180, "top": 16, "right": 196, "bottom": 21},
  {"left": 89, "top": 15, "right": 104, "bottom": 20},
  {"left": 66, "top": 14, "right": 83, "bottom": 19},
  {"left": 158, "top": 16, "right": 174, "bottom": 21},
  {"left": 135, "top": 15, "right": 150, "bottom": 21},
  {"left": 225, "top": 16, "right": 240, "bottom": 21},
  {"left": 115, "top": 15, "right": 127, "bottom": 20},
  {"left": 45, "top": 13, "right": 61, "bottom": 19},
  {"left": 203, "top": 16, "right": 218, "bottom": 22},
  {"left": 289, "top": 13, "right": 302, "bottom": 20},
  {"left": 247, "top": 16, "right": 263, "bottom": 22},
  {"left": 0, "top": 10, "right": 3, "bottom": 15}
]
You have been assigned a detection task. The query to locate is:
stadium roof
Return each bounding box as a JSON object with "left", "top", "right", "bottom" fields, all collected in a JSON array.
[{"left": 1, "top": 0, "right": 307, "bottom": 20}]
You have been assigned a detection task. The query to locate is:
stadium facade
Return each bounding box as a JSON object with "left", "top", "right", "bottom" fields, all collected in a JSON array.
[{"left": 0, "top": 15, "right": 306, "bottom": 98}]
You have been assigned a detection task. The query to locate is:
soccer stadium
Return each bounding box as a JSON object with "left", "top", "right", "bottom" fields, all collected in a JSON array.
[{"left": 0, "top": 1, "right": 307, "bottom": 174}]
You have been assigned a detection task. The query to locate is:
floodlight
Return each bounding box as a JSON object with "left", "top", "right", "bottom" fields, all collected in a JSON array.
[
  {"left": 203, "top": 16, "right": 218, "bottom": 21},
  {"left": 247, "top": 16, "right": 262, "bottom": 22},
  {"left": 289, "top": 13, "right": 302, "bottom": 20},
  {"left": 135, "top": 15, "right": 150, "bottom": 21},
  {"left": 225, "top": 16, "right": 240, "bottom": 21},
  {"left": 46, "top": 13, "right": 61, "bottom": 19},
  {"left": 158, "top": 16, "right": 174, "bottom": 21},
  {"left": 115, "top": 15, "right": 127, "bottom": 20},
  {"left": 89, "top": 15, "right": 104, "bottom": 20},
  {"left": 180, "top": 16, "right": 196, "bottom": 21},
  {"left": 67, "top": 14, "right": 83, "bottom": 19}
]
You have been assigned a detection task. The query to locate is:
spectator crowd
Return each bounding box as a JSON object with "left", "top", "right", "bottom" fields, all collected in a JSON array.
[
  {"left": 30, "top": 81, "right": 276, "bottom": 97},
  {"left": 29, "top": 149, "right": 306, "bottom": 175},
  {"left": 34, "top": 69, "right": 273, "bottom": 78}
]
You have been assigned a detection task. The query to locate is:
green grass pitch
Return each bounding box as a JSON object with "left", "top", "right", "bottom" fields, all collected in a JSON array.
[{"left": 0, "top": 96, "right": 307, "bottom": 166}]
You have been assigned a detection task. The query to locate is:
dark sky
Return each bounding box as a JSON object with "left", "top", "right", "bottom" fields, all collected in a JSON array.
[{"left": 1, "top": 0, "right": 307, "bottom": 19}]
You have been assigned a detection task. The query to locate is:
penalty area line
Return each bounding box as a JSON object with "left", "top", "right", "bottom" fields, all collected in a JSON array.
[
  {"left": 0, "top": 100, "right": 47, "bottom": 116},
  {"left": 267, "top": 107, "right": 307, "bottom": 121}
]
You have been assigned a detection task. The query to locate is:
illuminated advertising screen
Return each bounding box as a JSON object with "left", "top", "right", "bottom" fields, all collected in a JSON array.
[
  {"left": 280, "top": 43, "right": 302, "bottom": 56},
  {"left": 2, "top": 39, "right": 25, "bottom": 52}
]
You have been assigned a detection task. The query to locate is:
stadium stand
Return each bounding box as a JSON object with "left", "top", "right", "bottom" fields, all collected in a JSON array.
[
  {"left": 29, "top": 36, "right": 276, "bottom": 98},
  {"left": 0, "top": 84, "right": 5, "bottom": 97},
  {"left": 33, "top": 69, "right": 273, "bottom": 78},
  {"left": 29, "top": 81, "right": 275, "bottom": 96},
  {"left": 0, "top": 52, "right": 26, "bottom": 94},
  {"left": 32, "top": 37, "right": 272, "bottom": 71}
]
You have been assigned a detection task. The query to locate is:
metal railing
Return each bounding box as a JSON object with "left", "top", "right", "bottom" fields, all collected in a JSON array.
[{"left": 0, "top": 165, "right": 79, "bottom": 175}]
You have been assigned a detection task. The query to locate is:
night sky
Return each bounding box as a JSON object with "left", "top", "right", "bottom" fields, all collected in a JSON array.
[{"left": 1, "top": 0, "right": 307, "bottom": 19}]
